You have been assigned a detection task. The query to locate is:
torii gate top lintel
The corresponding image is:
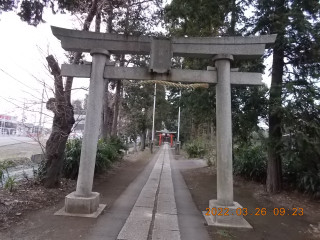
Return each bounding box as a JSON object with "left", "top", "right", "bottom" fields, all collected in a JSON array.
[
  {"left": 51, "top": 26, "right": 276, "bottom": 85},
  {"left": 51, "top": 26, "right": 276, "bottom": 60}
]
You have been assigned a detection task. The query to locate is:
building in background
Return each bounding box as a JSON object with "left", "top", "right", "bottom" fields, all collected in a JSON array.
[
  {"left": 69, "top": 113, "right": 86, "bottom": 139},
  {"left": 73, "top": 113, "right": 86, "bottom": 133},
  {"left": 0, "top": 114, "right": 18, "bottom": 135}
]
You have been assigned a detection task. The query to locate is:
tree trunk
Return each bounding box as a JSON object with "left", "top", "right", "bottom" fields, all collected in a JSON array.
[
  {"left": 111, "top": 1, "right": 129, "bottom": 138},
  {"left": 140, "top": 129, "right": 146, "bottom": 151},
  {"left": 107, "top": 102, "right": 114, "bottom": 136},
  {"left": 228, "top": 0, "right": 236, "bottom": 36},
  {"left": 111, "top": 80, "right": 122, "bottom": 137},
  {"left": 43, "top": 117, "right": 73, "bottom": 188},
  {"left": 117, "top": 85, "right": 124, "bottom": 136},
  {"left": 146, "top": 129, "right": 149, "bottom": 147},
  {"left": 210, "top": 120, "right": 215, "bottom": 143},
  {"left": 42, "top": 55, "right": 75, "bottom": 188},
  {"left": 111, "top": 55, "right": 124, "bottom": 137},
  {"left": 267, "top": 45, "right": 284, "bottom": 193},
  {"left": 267, "top": 0, "right": 286, "bottom": 192},
  {"left": 101, "top": 81, "right": 110, "bottom": 140},
  {"left": 101, "top": 5, "right": 114, "bottom": 139},
  {"left": 95, "top": 5, "right": 101, "bottom": 33},
  {"left": 133, "top": 140, "right": 137, "bottom": 152}
]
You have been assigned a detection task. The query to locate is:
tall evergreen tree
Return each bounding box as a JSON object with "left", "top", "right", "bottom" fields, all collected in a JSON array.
[{"left": 252, "top": 0, "right": 320, "bottom": 193}]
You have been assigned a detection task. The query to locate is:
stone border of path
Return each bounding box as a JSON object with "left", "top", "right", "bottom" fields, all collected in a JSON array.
[
  {"left": 116, "top": 146, "right": 166, "bottom": 239},
  {"left": 84, "top": 149, "right": 161, "bottom": 239},
  {"left": 152, "top": 146, "right": 180, "bottom": 240},
  {"left": 169, "top": 149, "right": 211, "bottom": 240},
  {"left": 117, "top": 145, "right": 181, "bottom": 240}
]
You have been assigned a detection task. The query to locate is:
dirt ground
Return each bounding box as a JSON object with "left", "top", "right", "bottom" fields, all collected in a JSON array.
[
  {"left": 2, "top": 147, "right": 320, "bottom": 240},
  {"left": 0, "top": 149, "right": 154, "bottom": 240},
  {"left": 178, "top": 154, "right": 320, "bottom": 240}
]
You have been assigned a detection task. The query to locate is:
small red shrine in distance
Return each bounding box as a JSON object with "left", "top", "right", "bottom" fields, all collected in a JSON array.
[{"left": 156, "top": 129, "right": 177, "bottom": 147}]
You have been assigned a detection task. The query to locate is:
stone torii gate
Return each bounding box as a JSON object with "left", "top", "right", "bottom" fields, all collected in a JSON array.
[{"left": 51, "top": 26, "right": 275, "bottom": 228}]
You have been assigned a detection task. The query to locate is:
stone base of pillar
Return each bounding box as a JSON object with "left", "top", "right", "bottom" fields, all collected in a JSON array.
[
  {"left": 54, "top": 192, "right": 106, "bottom": 218},
  {"left": 203, "top": 200, "right": 252, "bottom": 229},
  {"left": 175, "top": 142, "right": 180, "bottom": 155}
]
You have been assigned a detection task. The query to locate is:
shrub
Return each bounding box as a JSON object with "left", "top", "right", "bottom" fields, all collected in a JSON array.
[
  {"left": 4, "top": 176, "right": 17, "bottom": 192},
  {"left": 0, "top": 160, "right": 15, "bottom": 187},
  {"left": 233, "top": 144, "right": 267, "bottom": 183},
  {"left": 62, "top": 138, "right": 83, "bottom": 179},
  {"left": 204, "top": 149, "right": 216, "bottom": 168},
  {"left": 298, "top": 171, "right": 320, "bottom": 195},
  {"left": 62, "top": 138, "right": 124, "bottom": 179},
  {"left": 109, "top": 136, "right": 128, "bottom": 155},
  {"left": 185, "top": 139, "right": 206, "bottom": 158}
]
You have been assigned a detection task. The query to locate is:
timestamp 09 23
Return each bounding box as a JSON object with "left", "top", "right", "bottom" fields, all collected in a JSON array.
[{"left": 205, "top": 207, "right": 304, "bottom": 216}]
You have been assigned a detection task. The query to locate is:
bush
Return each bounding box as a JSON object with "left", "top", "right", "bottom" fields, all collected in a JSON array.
[
  {"left": 282, "top": 153, "right": 320, "bottom": 196},
  {"left": 62, "top": 138, "right": 82, "bottom": 179},
  {"left": 233, "top": 144, "right": 267, "bottom": 183},
  {"left": 109, "top": 136, "right": 128, "bottom": 154},
  {"left": 185, "top": 139, "right": 206, "bottom": 158},
  {"left": 298, "top": 171, "right": 320, "bottom": 195},
  {"left": 0, "top": 160, "right": 15, "bottom": 187},
  {"left": 62, "top": 138, "right": 125, "bottom": 179},
  {"left": 204, "top": 149, "right": 216, "bottom": 168},
  {"left": 233, "top": 143, "right": 320, "bottom": 197}
]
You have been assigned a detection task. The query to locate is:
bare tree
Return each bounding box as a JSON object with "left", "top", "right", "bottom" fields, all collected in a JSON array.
[
  {"left": 41, "top": 0, "right": 100, "bottom": 188},
  {"left": 42, "top": 55, "right": 75, "bottom": 187},
  {"left": 101, "top": 1, "right": 115, "bottom": 140}
]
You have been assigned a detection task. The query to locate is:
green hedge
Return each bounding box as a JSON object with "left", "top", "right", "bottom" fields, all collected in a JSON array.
[
  {"left": 233, "top": 144, "right": 267, "bottom": 183},
  {"left": 185, "top": 139, "right": 206, "bottom": 158},
  {"left": 62, "top": 137, "right": 126, "bottom": 179},
  {"left": 233, "top": 144, "right": 320, "bottom": 197}
]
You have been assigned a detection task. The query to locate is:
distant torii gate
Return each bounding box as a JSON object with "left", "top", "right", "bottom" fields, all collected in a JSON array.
[
  {"left": 51, "top": 26, "right": 275, "bottom": 228},
  {"left": 156, "top": 129, "right": 176, "bottom": 147}
]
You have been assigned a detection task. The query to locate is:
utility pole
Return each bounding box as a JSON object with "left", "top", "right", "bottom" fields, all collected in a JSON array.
[
  {"left": 177, "top": 91, "right": 181, "bottom": 142},
  {"left": 176, "top": 90, "right": 181, "bottom": 154},
  {"left": 151, "top": 83, "right": 156, "bottom": 153},
  {"left": 39, "top": 88, "right": 45, "bottom": 135},
  {"left": 176, "top": 61, "right": 183, "bottom": 154},
  {"left": 22, "top": 101, "right": 26, "bottom": 136}
]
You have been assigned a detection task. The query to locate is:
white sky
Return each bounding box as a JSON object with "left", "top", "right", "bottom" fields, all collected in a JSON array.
[
  {"left": 0, "top": 8, "right": 272, "bottom": 128},
  {"left": 0, "top": 10, "right": 91, "bottom": 127}
]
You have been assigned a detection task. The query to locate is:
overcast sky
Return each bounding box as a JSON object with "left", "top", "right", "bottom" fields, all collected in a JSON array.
[
  {"left": 0, "top": 8, "right": 272, "bottom": 128},
  {"left": 0, "top": 10, "right": 91, "bottom": 127}
]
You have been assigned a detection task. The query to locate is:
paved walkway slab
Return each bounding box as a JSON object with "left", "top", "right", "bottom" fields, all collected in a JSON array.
[{"left": 85, "top": 144, "right": 210, "bottom": 240}]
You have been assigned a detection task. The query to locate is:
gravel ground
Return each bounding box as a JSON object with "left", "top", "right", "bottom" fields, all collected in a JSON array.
[
  {"left": 0, "top": 149, "right": 154, "bottom": 239},
  {"left": 0, "top": 143, "right": 43, "bottom": 161}
]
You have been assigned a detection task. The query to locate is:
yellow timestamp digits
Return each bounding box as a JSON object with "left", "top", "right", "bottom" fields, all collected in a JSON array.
[
  {"left": 273, "top": 207, "right": 303, "bottom": 216},
  {"left": 205, "top": 207, "right": 303, "bottom": 216}
]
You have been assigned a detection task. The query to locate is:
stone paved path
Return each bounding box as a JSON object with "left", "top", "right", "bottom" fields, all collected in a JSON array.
[
  {"left": 117, "top": 145, "right": 180, "bottom": 240},
  {"left": 86, "top": 144, "right": 210, "bottom": 240}
]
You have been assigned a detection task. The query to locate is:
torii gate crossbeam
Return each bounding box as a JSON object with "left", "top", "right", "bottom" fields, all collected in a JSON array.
[
  {"left": 60, "top": 64, "right": 263, "bottom": 85},
  {"left": 52, "top": 26, "right": 276, "bottom": 59}
]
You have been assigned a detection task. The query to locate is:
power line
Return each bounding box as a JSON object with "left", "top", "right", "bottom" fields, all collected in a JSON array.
[{"left": 0, "top": 68, "right": 41, "bottom": 93}]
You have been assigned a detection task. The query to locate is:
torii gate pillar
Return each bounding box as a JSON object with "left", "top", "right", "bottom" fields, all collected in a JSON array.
[
  {"left": 203, "top": 54, "right": 252, "bottom": 228},
  {"left": 56, "top": 49, "right": 109, "bottom": 217},
  {"left": 214, "top": 54, "right": 234, "bottom": 206}
]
